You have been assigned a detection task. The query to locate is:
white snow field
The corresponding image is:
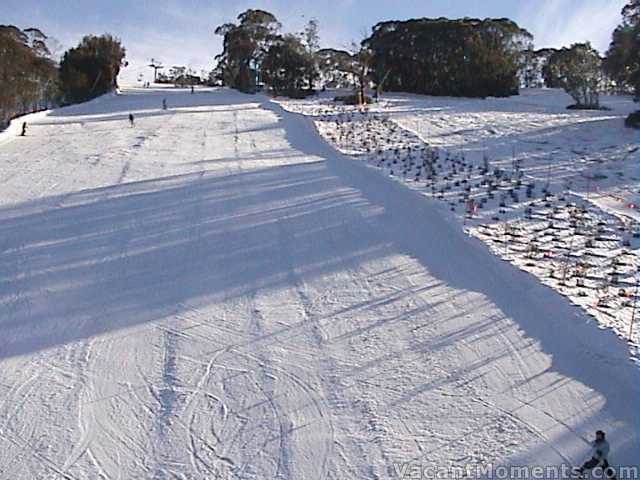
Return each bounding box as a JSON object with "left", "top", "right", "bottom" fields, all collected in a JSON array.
[
  {"left": 0, "top": 87, "right": 638, "bottom": 479},
  {"left": 277, "top": 90, "right": 640, "bottom": 358}
]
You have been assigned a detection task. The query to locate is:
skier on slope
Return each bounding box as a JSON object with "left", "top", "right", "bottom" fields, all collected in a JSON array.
[
  {"left": 20, "top": 122, "right": 27, "bottom": 136},
  {"left": 128, "top": 113, "right": 135, "bottom": 127},
  {"left": 576, "top": 430, "right": 616, "bottom": 479},
  {"left": 162, "top": 98, "right": 168, "bottom": 110}
]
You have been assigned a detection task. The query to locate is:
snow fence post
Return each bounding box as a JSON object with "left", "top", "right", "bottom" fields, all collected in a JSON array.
[{"left": 630, "top": 273, "right": 639, "bottom": 342}]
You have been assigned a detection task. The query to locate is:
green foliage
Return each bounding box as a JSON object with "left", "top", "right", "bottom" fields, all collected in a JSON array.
[
  {"left": 302, "top": 19, "right": 321, "bottom": 89},
  {"left": 215, "top": 10, "right": 320, "bottom": 96},
  {"left": 363, "top": 18, "right": 532, "bottom": 98},
  {"left": 59, "top": 34, "right": 125, "bottom": 104},
  {"left": 304, "top": 19, "right": 320, "bottom": 54},
  {"left": 532, "top": 48, "right": 562, "bottom": 88},
  {"left": 317, "top": 48, "right": 354, "bottom": 88},
  {"left": 215, "top": 9, "right": 281, "bottom": 92},
  {"left": 261, "top": 34, "right": 315, "bottom": 96},
  {"left": 547, "top": 43, "right": 603, "bottom": 108},
  {"left": 317, "top": 47, "right": 371, "bottom": 100},
  {"left": 517, "top": 47, "right": 562, "bottom": 89},
  {"left": 604, "top": 1, "right": 640, "bottom": 97},
  {"left": 0, "top": 25, "right": 59, "bottom": 128},
  {"left": 217, "top": 13, "right": 532, "bottom": 100}
]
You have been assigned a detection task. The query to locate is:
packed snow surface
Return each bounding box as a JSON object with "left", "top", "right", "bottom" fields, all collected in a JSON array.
[
  {"left": 277, "top": 89, "right": 640, "bottom": 358},
  {"left": 0, "top": 87, "right": 638, "bottom": 479}
]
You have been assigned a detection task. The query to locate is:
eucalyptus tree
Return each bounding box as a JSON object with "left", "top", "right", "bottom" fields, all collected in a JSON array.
[
  {"left": 0, "top": 25, "right": 58, "bottom": 127},
  {"left": 215, "top": 9, "right": 281, "bottom": 92},
  {"left": 316, "top": 47, "right": 371, "bottom": 100},
  {"left": 605, "top": 1, "right": 640, "bottom": 97},
  {"left": 363, "top": 17, "right": 532, "bottom": 98},
  {"left": 58, "top": 34, "right": 126, "bottom": 104},
  {"left": 262, "top": 34, "right": 314, "bottom": 96},
  {"left": 547, "top": 43, "right": 604, "bottom": 109}
]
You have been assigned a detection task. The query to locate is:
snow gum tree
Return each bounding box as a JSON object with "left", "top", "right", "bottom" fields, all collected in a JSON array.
[
  {"left": 261, "top": 34, "right": 315, "bottom": 96},
  {"left": 316, "top": 48, "right": 354, "bottom": 88},
  {"left": 58, "top": 34, "right": 126, "bottom": 104},
  {"left": 303, "top": 19, "right": 321, "bottom": 89},
  {"left": 315, "top": 47, "right": 372, "bottom": 102},
  {"left": 214, "top": 9, "right": 281, "bottom": 92},
  {"left": 605, "top": 1, "right": 640, "bottom": 98},
  {"left": 0, "top": 25, "right": 59, "bottom": 128},
  {"left": 547, "top": 43, "right": 604, "bottom": 109},
  {"left": 362, "top": 18, "right": 532, "bottom": 98}
]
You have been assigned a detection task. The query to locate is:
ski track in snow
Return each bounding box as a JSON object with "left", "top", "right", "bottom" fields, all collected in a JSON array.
[
  {"left": 275, "top": 89, "right": 640, "bottom": 359},
  {"left": 0, "top": 86, "right": 637, "bottom": 479}
]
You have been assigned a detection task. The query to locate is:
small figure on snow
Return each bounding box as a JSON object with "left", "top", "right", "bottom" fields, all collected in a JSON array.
[
  {"left": 576, "top": 430, "right": 616, "bottom": 479},
  {"left": 190, "top": 85, "right": 194, "bottom": 94},
  {"left": 162, "top": 98, "right": 168, "bottom": 110},
  {"left": 128, "top": 113, "right": 135, "bottom": 127},
  {"left": 20, "top": 122, "right": 27, "bottom": 136}
]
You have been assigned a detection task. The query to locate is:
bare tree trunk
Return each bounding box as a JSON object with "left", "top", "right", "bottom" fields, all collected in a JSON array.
[
  {"left": 358, "top": 66, "right": 367, "bottom": 106},
  {"left": 376, "top": 69, "right": 391, "bottom": 99}
]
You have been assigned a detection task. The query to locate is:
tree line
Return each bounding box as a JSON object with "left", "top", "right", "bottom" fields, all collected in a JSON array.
[
  {"left": 0, "top": 26, "right": 57, "bottom": 128},
  {"left": 0, "top": 25, "right": 125, "bottom": 129},
  {"left": 214, "top": 3, "right": 640, "bottom": 115},
  {"left": 213, "top": 10, "right": 317, "bottom": 96},
  {"left": 3, "top": 3, "right": 638, "bottom": 128},
  {"left": 214, "top": 12, "right": 535, "bottom": 99}
]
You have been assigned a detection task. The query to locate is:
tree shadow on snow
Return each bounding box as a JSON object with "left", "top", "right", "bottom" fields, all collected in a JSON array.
[
  {"left": 0, "top": 91, "right": 636, "bottom": 471},
  {"left": 261, "top": 100, "right": 640, "bottom": 467},
  {"left": 0, "top": 161, "right": 385, "bottom": 361}
]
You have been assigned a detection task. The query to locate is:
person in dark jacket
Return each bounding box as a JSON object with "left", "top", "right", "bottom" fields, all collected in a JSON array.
[{"left": 577, "top": 431, "right": 616, "bottom": 478}]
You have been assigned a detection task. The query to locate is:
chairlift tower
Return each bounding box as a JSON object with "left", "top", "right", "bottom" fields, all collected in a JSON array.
[{"left": 149, "top": 58, "right": 164, "bottom": 82}]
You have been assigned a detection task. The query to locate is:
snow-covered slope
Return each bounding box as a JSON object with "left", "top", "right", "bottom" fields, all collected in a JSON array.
[
  {"left": 0, "top": 87, "right": 637, "bottom": 479},
  {"left": 277, "top": 89, "right": 640, "bottom": 360}
]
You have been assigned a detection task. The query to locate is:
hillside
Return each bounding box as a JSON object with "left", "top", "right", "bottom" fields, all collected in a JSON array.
[{"left": 0, "top": 87, "right": 637, "bottom": 479}]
